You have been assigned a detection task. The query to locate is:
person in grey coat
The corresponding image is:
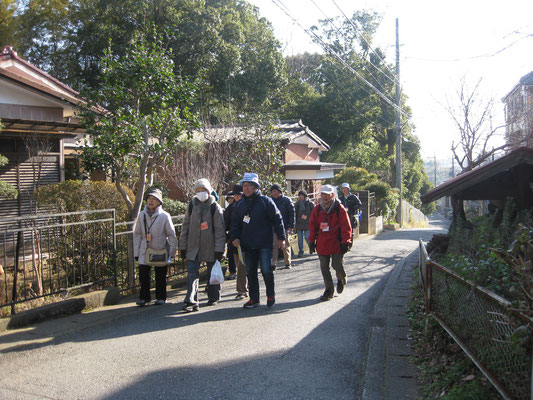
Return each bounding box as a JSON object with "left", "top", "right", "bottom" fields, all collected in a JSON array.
[
  {"left": 294, "top": 189, "right": 315, "bottom": 257},
  {"left": 180, "top": 178, "right": 226, "bottom": 312},
  {"left": 133, "top": 188, "right": 178, "bottom": 306}
]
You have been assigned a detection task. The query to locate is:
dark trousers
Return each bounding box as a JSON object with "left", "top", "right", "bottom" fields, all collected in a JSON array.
[
  {"left": 227, "top": 243, "right": 237, "bottom": 274},
  {"left": 245, "top": 248, "right": 274, "bottom": 303},
  {"left": 318, "top": 254, "right": 346, "bottom": 293},
  {"left": 139, "top": 264, "right": 168, "bottom": 301}
]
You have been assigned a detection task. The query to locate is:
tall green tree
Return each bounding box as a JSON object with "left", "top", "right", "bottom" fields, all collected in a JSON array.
[
  {"left": 284, "top": 10, "right": 432, "bottom": 211},
  {"left": 79, "top": 31, "right": 199, "bottom": 222},
  {"left": 10, "top": 0, "right": 287, "bottom": 121},
  {"left": 0, "top": 0, "right": 18, "bottom": 48}
]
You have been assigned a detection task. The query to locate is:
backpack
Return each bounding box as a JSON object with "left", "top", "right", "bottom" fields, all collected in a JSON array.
[{"left": 188, "top": 201, "right": 217, "bottom": 232}]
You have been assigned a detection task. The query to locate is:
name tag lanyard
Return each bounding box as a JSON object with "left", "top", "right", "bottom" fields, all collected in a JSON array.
[{"left": 144, "top": 214, "right": 158, "bottom": 242}]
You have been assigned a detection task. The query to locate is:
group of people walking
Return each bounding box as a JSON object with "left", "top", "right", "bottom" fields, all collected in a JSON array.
[{"left": 133, "top": 173, "right": 362, "bottom": 311}]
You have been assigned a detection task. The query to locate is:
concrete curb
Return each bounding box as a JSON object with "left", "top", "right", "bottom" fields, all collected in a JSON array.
[
  {"left": 0, "top": 287, "right": 120, "bottom": 332},
  {"left": 362, "top": 248, "right": 419, "bottom": 400},
  {"left": 0, "top": 267, "right": 208, "bottom": 333}
]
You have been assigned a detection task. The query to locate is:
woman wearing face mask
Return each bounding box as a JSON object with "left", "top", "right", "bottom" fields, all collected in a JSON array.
[{"left": 179, "top": 178, "right": 226, "bottom": 312}]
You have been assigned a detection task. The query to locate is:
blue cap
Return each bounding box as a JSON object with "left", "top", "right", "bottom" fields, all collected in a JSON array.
[{"left": 240, "top": 172, "right": 260, "bottom": 188}]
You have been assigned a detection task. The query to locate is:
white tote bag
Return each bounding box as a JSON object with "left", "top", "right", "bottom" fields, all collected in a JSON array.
[{"left": 209, "top": 260, "right": 225, "bottom": 285}]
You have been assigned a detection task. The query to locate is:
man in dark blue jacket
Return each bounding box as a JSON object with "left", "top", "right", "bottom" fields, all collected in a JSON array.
[
  {"left": 231, "top": 173, "right": 286, "bottom": 308},
  {"left": 339, "top": 182, "right": 362, "bottom": 233},
  {"left": 270, "top": 183, "right": 295, "bottom": 269}
]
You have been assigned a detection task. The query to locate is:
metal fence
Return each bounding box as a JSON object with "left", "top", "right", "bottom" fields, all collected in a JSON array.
[
  {"left": 419, "top": 240, "right": 533, "bottom": 400},
  {"left": 0, "top": 210, "right": 186, "bottom": 316}
]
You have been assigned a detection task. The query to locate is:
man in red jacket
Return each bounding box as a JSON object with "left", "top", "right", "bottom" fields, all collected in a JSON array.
[{"left": 309, "top": 185, "right": 352, "bottom": 301}]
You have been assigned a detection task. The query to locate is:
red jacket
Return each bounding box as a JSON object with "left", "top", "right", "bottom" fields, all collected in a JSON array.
[{"left": 309, "top": 199, "right": 352, "bottom": 255}]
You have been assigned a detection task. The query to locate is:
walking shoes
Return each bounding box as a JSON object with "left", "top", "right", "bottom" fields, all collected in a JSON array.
[
  {"left": 182, "top": 303, "right": 199, "bottom": 312},
  {"left": 243, "top": 300, "right": 260, "bottom": 308}
]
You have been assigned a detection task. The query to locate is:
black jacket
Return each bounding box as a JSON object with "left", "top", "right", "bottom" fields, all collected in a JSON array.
[{"left": 272, "top": 195, "right": 295, "bottom": 230}]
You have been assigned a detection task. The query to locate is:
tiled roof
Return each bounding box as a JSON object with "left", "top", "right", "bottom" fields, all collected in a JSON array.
[{"left": 0, "top": 46, "right": 82, "bottom": 106}]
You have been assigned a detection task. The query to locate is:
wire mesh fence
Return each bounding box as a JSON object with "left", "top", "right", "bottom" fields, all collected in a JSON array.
[{"left": 419, "top": 240, "right": 533, "bottom": 400}]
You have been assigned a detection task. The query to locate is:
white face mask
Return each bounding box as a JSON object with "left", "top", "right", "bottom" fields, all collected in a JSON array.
[{"left": 195, "top": 191, "right": 209, "bottom": 202}]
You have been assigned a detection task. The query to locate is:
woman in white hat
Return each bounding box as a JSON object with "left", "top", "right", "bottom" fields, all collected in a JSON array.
[{"left": 133, "top": 188, "right": 178, "bottom": 306}]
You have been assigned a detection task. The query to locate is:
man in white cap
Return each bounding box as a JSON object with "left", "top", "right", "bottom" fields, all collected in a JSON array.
[
  {"left": 308, "top": 185, "right": 352, "bottom": 301},
  {"left": 180, "top": 178, "right": 226, "bottom": 312},
  {"left": 133, "top": 187, "right": 178, "bottom": 306},
  {"left": 231, "top": 173, "right": 286, "bottom": 308},
  {"left": 338, "top": 182, "right": 362, "bottom": 234}
]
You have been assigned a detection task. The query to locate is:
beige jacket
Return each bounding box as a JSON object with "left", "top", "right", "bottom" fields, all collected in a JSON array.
[
  {"left": 179, "top": 196, "right": 226, "bottom": 262},
  {"left": 133, "top": 206, "right": 178, "bottom": 265}
]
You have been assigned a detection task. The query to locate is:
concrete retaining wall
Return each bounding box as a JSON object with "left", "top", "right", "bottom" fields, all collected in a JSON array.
[{"left": 397, "top": 200, "right": 428, "bottom": 227}]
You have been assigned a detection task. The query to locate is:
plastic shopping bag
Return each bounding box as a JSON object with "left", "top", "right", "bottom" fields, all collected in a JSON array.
[{"left": 209, "top": 260, "right": 225, "bottom": 285}]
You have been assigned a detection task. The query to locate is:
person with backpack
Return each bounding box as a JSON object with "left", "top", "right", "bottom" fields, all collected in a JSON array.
[
  {"left": 308, "top": 185, "right": 352, "bottom": 301},
  {"left": 133, "top": 188, "right": 178, "bottom": 306},
  {"left": 270, "top": 183, "right": 295, "bottom": 269},
  {"left": 224, "top": 191, "right": 238, "bottom": 281},
  {"left": 294, "top": 189, "right": 315, "bottom": 257},
  {"left": 231, "top": 173, "right": 285, "bottom": 308},
  {"left": 338, "top": 182, "right": 362, "bottom": 232},
  {"left": 180, "top": 178, "right": 226, "bottom": 312}
]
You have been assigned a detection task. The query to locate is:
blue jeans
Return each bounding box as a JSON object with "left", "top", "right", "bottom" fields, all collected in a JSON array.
[
  {"left": 245, "top": 248, "right": 274, "bottom": 303},
  {"left": 185, "top": 259, "right": 218, "bottom": 305},
  {"left": 297, "top": 229, "right": 310, "bottom": 255}
]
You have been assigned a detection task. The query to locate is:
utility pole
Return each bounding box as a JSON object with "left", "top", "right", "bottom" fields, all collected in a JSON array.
[{"left": 395, "top": 18, "right": 402, "bottom": 227}]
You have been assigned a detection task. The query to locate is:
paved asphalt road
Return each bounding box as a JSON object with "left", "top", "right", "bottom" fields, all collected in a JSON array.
[{"left": 0, "top": 217, "right": 447, "bottom": 400}]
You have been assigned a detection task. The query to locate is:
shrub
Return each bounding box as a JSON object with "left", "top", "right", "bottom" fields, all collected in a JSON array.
[
  {"left": 163, "top": 198, "right": 187, "bottom": 216},
  {"left": 364, "top": 181, "right": 399, "bottom": 223},
  {"left": 332, "top": 167, "right": 377, "bottom": 190},
  {"left": 35, "top": 180, "right": 133, "bottom": 221}
]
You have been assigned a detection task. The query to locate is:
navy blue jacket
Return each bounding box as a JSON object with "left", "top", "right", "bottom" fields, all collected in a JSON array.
[
  {"left": 231, "top": 190, "right": 285, "bottom": 250},
  {"left": 339, "top": 193, "right": 362, "bottom": 217},
  {"left": 272, "top": 195, "right": 295, "bottom": 230}
]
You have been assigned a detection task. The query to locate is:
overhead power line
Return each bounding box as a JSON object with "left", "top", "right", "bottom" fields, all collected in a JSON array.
[
  {"left": 271, "top": 0, "right": 409, "bottom": 119},
  {"left": 329, "top": 0, "right": 398, "bottom": 81},
  {"left": 308, "top": 0, "right": 397, "bottom": 88}
]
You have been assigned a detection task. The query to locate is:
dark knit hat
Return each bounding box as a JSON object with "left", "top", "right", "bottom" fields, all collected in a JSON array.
[
  {"left": 298, "top": 189, "right": 308, "bottom": 197},
  {"left": 232, "top": 184, "right": 243, "bottom": 196},
  {"left": 270, "top": 183, "right": 283, "bottom": 193}
]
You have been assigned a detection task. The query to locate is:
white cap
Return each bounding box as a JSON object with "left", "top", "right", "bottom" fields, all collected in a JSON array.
[
  {"left": 320, "top": 185, "right": 335, "bottom": 195},
  {"left": 341, "top": 182, "right": 350, "bottom": 189}
]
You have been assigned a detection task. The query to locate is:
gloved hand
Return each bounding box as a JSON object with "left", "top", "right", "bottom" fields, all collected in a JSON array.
[
  {"left": 340, "top": 243, "right": 350, "bottom": 254},
  {"left": 309, "top": 243, "right": 316, "bottom": 254},
  {"left": 271, "top": 263, "right": 276, "bottom": 272},
  {"left": 180, "top": 249, "right": 187, "bottom": 260},
  {"left": 215, "top": 251, "right": 224, "bottom": 261}
]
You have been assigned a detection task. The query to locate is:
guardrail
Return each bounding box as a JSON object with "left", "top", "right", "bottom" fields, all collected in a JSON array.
[{"left": 418, "top": 239, "right": 533, "bottom": 400}]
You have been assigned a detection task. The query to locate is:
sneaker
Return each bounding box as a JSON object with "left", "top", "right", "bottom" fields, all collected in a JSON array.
[
  {"left": 284, "top": 264, "right": 292, "bottom": 270},
  {"left": 243, "top": 300, "right": 260, "bottom": 308},
  {"left": 154, "top": 299, "right": 166, "bottom": 305},
  {"left": 235, "top": 293, "right": 248, "bottom": 300},
  {"left": 206, "top": 300, "right": 218, "bottom": 306},
  {"left": 136, "top": 299, "right": 147, "bottom": 306},
  {"left": 227, "top": 273, "right": 237, "bottom": 280},
  {"left": 267, "top": 296, "right": 276, "bottom": 307},
  {"left": 320, "top": 291, "right": 334, "bottom": 301},
  {"left": 297, "top": 252, "right": 304, "bottom": 258},
  {"left": 337, "top": 280, "right": 345, "bottom": 294},
  {"left": 182, "top": 303, "right": 199, "bottom": 313}
]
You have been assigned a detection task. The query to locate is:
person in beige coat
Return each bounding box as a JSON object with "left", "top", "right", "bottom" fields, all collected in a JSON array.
[
  {"left": 133, "top": 188, "right": 178, "bottom": 306},
  {"left": 180, "top": 179, "right": 226, "bottom": 312}
]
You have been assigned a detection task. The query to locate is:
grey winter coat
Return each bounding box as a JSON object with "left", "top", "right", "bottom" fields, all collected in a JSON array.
[
  {"left": 179, "top": 196, "right": 226, "bottom": 262},
  {"left": 294, "top": 199, "right": 315, "bottom": 231},
  {"left": 133, "top": 206, "right": 178, "bottom": 266}
]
